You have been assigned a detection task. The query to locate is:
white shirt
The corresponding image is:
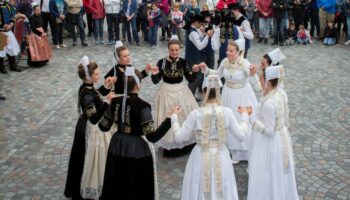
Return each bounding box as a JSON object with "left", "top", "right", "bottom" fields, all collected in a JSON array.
[
  {"left": 211, "top": 25, "right": 245, "bottom": 51},
  {"left": 189, "top": 26, "right": 209, "bottom": 51},
  {"left": 104, "top": 0, "right": 121, "bottom": 14},
  {"left": 41, "top": 0, "right": 50, "bottom": 13},
  {"left": 236, "top": 14, "right": 254, "bottom": 40}
]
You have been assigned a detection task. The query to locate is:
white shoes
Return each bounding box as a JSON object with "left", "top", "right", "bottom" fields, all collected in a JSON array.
[
  {"left": 231, "top": 160, "right": 240, "bottom": 164},
  {"left": 344, "top": 40, "right": 350, "bottom": 45}
]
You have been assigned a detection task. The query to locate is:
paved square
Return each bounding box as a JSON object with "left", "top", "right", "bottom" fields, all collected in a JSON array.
[{"left": 0, "top": 38, "right": 349, "bottom": 199}]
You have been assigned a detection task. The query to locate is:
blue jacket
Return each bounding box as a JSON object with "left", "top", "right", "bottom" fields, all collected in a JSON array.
[
  {"left": 123, "top": 0, "right": 138, "bottom": 17},
  {"left": 317, "top": 0, "right": 336, "bottom": 14},
  {"left": 49, "top": 0, "right": 67, "bottom": 18}
]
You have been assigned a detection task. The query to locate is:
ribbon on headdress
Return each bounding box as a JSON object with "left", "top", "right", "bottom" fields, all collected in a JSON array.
[{"left": 79, "top": 56, "right": 91, "bottom": 81}]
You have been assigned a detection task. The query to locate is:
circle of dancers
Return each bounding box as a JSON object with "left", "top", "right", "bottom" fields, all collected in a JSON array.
[{"left": 64, "top": 8, "right": 299, "bottom": 200}]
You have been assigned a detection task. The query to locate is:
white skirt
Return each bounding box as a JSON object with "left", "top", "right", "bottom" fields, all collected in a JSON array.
[
  {"left": 222, "top": 83, "right": 258, "bottom": 161},
  {"left": 247, "top": 129, "right": 298, "bottom": 200},
  {"left": 155, "top": 82, "right": 199, "bottom": 150},
  {"left": 0, "top": 31, "right": 20, "bottom": 57},
  {"left": 181, "top": 145, "right": 239, "bottom": 200},
  {"left": 80, "top": 122, "right": 113, "bottom": 199}
]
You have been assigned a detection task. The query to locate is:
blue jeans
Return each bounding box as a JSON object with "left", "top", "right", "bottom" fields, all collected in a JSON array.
[
  {"left": 106, "top": 13, "right": 121, "bottom": 41},
  {"left": 125, "top": 17, "right": 139, "bottom": 44},
  {"left": 148, "top": 25, "right": 158, "bottom": 46},
  {"left": 259, "top": 17, "right": 272, "bottom": 38},
  {"left": 273, "top": 18, "right": 286, "bottom": 43},
  {"left": 323, "top": 37, "right": 336, "bottom": 45},
  {"left": 347, "top": 16, "right": 350, "bottom": 40},
  {"left": 93, "top": 18, "right": 104, "bottom": 40},
  {"left": 67, "top": 13, "right": 85, "bottom": 43}
]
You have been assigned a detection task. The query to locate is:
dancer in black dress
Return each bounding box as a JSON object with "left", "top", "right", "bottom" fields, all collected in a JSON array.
[
  {"left": 99, "top": 67, "right": 180, "bottom": 199},
  {"left": 64, "top": 56, "right": 115, "bottom": 200}
]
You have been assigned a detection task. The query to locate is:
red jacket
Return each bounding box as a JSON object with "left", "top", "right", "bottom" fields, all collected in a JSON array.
[
  {"left": 83, "top": 0, "right": 93, "bottom": 14},
  {"left": 216, "top": 0, "right": 236, "bottom": 11},
  {"left": 256, "top": 0, "right": 273, "bottom": 18},
  {"left": 91, "top": 0, "right": 105, "bottom": 19}
]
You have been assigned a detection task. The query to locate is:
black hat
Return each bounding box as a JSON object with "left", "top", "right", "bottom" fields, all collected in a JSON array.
[
  {"left": 228, "top": 3, "right": 240, "bottom": 10},
  {"left": 191, "top": 14, "right": 205, "bottom": 23},
  {"left": 200, "top": 11, "right": 212, "bottom": 17}
]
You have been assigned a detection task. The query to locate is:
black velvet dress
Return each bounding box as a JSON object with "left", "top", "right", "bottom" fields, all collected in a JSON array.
[
  {"left": 64, "top": 83, "right": 109, "bottom": 199},
  {"left": 99, "top": 93, "right": 171, "bottom": 200}
]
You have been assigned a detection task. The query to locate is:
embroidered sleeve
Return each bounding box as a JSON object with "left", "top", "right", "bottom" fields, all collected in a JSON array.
[
  {"left": 81, "top": 94, "right": 108, "bottom": 124},
  {"left": 140, "top": 107, "right": 171, "bottom": 143},
  {"left": 98, "top": 101, "right": 117, "bottom": 132}
]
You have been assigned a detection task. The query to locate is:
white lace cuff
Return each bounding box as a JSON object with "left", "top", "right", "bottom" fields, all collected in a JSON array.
[{"left": 253, "top": 120, "right": 265, "bottom": 134}]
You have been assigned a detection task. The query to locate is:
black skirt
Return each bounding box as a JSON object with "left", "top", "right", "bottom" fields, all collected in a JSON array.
[
  {"left": 64, "top": 117, "right": 87, "bottom": 199},
  {"left": 101, "top": 133, "right": 155, "bottom": 200}
]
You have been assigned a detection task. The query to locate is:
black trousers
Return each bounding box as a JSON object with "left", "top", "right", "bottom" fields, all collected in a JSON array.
[
  {"left": 41, "top": 12, "right": 57, "bottom": 44},
  {"left": 86, "top": 13, "right": 94, "bottom": 35}
]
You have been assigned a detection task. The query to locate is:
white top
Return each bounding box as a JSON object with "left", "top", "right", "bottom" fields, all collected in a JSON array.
[
  {"left": 104, "top": 0, "right": 122, "bottom": 14},
  {"left": 189, "top": 26, "right": 209, "bottom": 51},
  {"left": 41, "top": 0, "right": 50, "bottom": 12},
  {"left": 171, "top": 105, "right": 249, "bottom": 144},
  {"left": 236, "top": 13, "right": 254, "bottom": 40},
  {"left": 211, "top": 25, "right": 245, "bottom": 51}
]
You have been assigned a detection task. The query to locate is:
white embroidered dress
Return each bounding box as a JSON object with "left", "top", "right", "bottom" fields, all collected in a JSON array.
[
  {"left": 171, "top": 104, "right": 250, "bottom": 200},
  {"left": 205, "top": 57, "right": 261, "bottom": 161},
  {"left": 247, "top": 89, "right": 298, "bottom": 200}
]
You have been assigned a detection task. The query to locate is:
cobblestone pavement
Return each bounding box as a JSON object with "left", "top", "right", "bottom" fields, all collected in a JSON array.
[{"left": 0, "top": 36, "right": 349, "bottom": 200}]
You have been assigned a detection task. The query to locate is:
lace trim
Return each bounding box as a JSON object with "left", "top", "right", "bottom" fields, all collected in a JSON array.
[{"left": 200, "top": 106, "right": 225, "bottom": 193}]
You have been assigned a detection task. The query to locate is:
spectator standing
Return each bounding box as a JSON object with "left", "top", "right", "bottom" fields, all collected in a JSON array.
[
  {"left": 317, "top": 0, "right": 336, "bottom": 38},
  {"left": 40, "top": 0, "right": 57, "bottom": 44},
  {"left": 123, "top": 0, "right": 139, "bottom": 45},
  {"left": 50, "top": 0, "right": 67, "bottom": 48},
  {"left": 158, "top": 0, "right": 171, "bottom": 41},
  {"left": 308, "top": 0, "right": 320, "bottom": 38},
  {"left": 334, "top": 0, "right": 347, "bottom": 39},
  {"left": 345, "top": 0, "right": 350, "bottom": 44},
  {"left": 92, "top": 0, "right": 106, "bottom": 44},
  {"left": 148, "top": 2, "right": 160, "bottom": 47},
  {"left": 271, "top": 0, "right": 289, "bottom": 46},
  {"left": 65, "top": 0, "right": 88, "bottom": 46},
  {"left": 256, "top": 0, "right": 273, "bottom": 44},
  {"left": 171, "top": 2, "right": 184, "bottom": 42},
  {"left": 104, "top": 0, "right": 123, "bottom": 45},
  {"left": 291, "top": 0, "right": 309, "bottom": 29},
  {"left": 83, "top": 0, "right": 94, "bottom": 36}
]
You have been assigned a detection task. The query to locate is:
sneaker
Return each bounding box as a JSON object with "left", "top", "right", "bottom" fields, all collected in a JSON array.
[
  {"left": 55, "top": 45, "right": 60, "bottom": 49},
  {"left": 72, "top": 41, "right": 77, "bottom": 46},
  {"left": 108, "top": 40, "right": 113, "bottom": 45},
  {"left": 257, "top": 38, "right": 263, "bottom": 43},
  {"left": 60, "top": 44, "right": 67, "bottom": 48},
  {"left": 309, "top": 40, "right": 313, "bottom": 44},
  {"left": 82, "top": 42, "right": 88, "bottom": 47},
  {"left": 232, "top": 160, "right": 240, "bottom": 164},
  {"left": 159, "top": 36, "right": 165, "bottom": 41},
  {"left": 151, "top": 45, "right": 156, "bottom": 48},
  {"left": 345, "top": 40, "right": 350, "bottom": 45},
  {"left": 95, "top": 40, "right": 99, "bottom": 45},
  {"left": 100, "top": 40, "right": 104, "bottom": 45}
]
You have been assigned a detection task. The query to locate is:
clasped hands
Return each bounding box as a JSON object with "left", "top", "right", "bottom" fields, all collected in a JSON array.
[{"left": 237, "top": 106, "right": 253, "bottom": 115}]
